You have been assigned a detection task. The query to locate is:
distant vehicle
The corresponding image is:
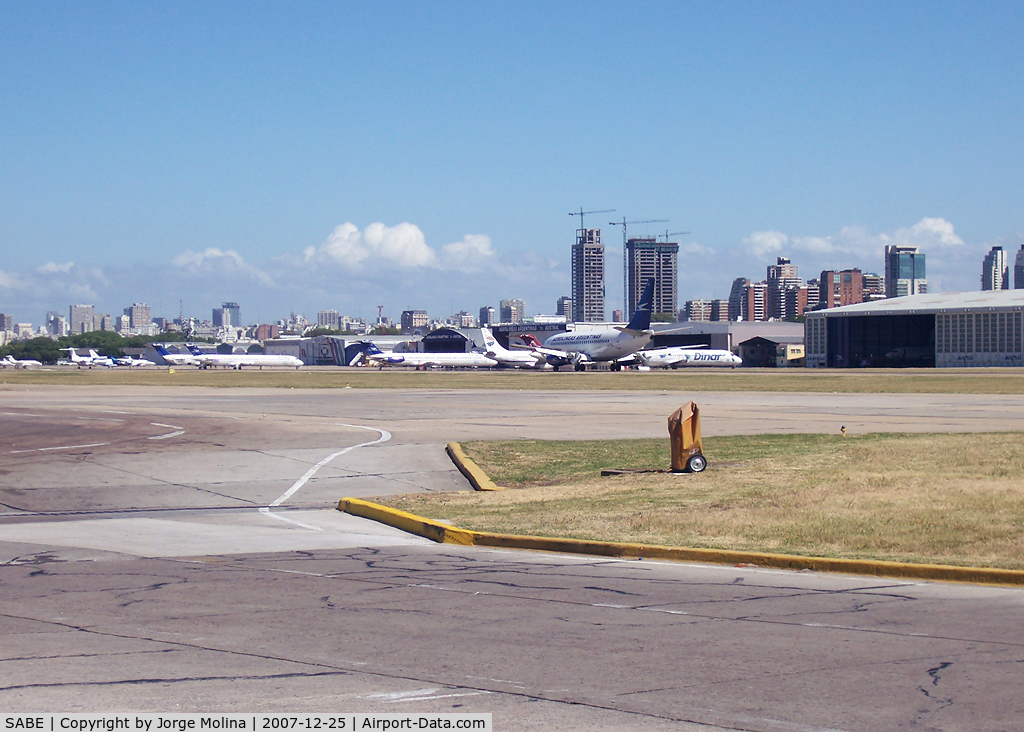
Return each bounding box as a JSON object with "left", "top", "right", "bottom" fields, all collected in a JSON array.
[
  {"left": 480, "top": 328, "right": 549, "bottom": 369},
  {"left": 1, "top": 354, "right": 42, "bottom": 369},
  {"left": 519, "top": 278, "right": 656, "bottom": 371},
  {"left": 152, "top": 344, "right": 199, "bottom": 367},
  {"left": 185, "top": 345, "right": 303, "bottom": 370},
  {"left": 360, "top": 342, "right": 497, "bottom": 369},
  {"left": 62, "top": 348, "right": 114, "bottom": 368},
  {"left": 637, "top": 346, "right": 742, "bottom": 368},
  {"left": 113, "top": 355, "right": 156, "bottom": 368}
]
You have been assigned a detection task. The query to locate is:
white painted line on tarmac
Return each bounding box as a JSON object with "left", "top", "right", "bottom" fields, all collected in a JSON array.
[
  {"left": 100, "top": 410, "right": 135, "bottom": 414},
  {"left": 148, "top": 423, "right": 185, "bottom": 440},
  {"left": 9, "top": 442, "right": 110, "bottom": 454},
  {"left": 259, "top": 424, "right": 392, "bottom": 531}
]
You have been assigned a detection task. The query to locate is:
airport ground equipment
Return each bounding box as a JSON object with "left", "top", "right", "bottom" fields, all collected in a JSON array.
[{"left": 669, "top": 401, "right": 706, "bottom": 473}]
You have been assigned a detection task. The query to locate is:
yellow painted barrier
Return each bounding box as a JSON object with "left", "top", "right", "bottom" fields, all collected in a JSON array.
[
  {"left": 337, "top": 497, "right": 1024, "bottom": 587},
  {"left": 446, "top": 442, "right": 503, "bottom": 491}
]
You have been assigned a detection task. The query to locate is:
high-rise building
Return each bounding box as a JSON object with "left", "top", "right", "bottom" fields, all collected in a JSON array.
[
  {"left": 116, "top": 314, "right": 131, "bottom": 333},
  {"left": 625, "top": 238, "right": 678, "bottom": 319},
  {"left": 572, "top": 228, "right": 605, "bottom": 322},
  {"left": 124, "top": 303, "right": 151, "bottom": 331},
  {"left": 556, "top": 296, "right": 572, "bottom": 321},
  {"left": 683, "top": 299, "right": 714, "bottom": 322},
  {"left": 728, "top": 278, "right": 751, "bottom": 321},
  {"left": 862, "top": 273, "right": 886, "bottom": 301},
  {"left": 400, "top": 309, "right": 428, "bottom": 334},
  {"left": 214, "top": 302, "right": 242, "bottom": 329},
  {"left": 885, "top": 245, "right": 927, "bottom": 298},
  {"left": 766, "top": 257, "right": 803, "bottom": 320},
  {"left": 730, "top": 281, "right": 767, "bottom": 322},
  {"left": 805, "top": 279, "right": 820, "bottom": 311},
  {"left": 45, "top": 311, "right": 67, "bottom": 336},
  {"left": 710, "top": 299, "right": 726, "bottom": 322},
  {"left": 981, "top": 246, "right": 1009, "bottom": 291},
  {"left": 819, "top": 269, "right": 864, "bottom": 309},
  {"left": 318, "top": 310, "right": 340, "bottom": 329},
  {"left": 500, "top": 299, "right": 525, "bottom": 324},
  {"left": 69, "top": 304, "right": 94, "bottom": 334},
  {"left": 0, "top": 313, "right": 13, "bottom": 331},
  {"left": 479, "top": 306, "right": 496, "bottom": 327},
  {"left": 1015, "top": 245, "right": 1024, "bottom": 289}
]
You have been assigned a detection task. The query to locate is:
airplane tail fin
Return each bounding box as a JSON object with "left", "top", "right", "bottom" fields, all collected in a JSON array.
[
  {"left": 519, "top": 334, "right": 542, "bottom": 348},
  {"left": 480, "top": 327, "right": 501, "bottom": 353},
  {"left": 153, "top": 344, "right": 171, "bottom": 356},
  {"left": 625, "top": 278, "right": 655, "bottom": 331},
  {"left": 186, "top": 344, "right": 204, "bottom": 356},
  {"left": 89, "top": 349, "right": 101, "bottom": 359}
]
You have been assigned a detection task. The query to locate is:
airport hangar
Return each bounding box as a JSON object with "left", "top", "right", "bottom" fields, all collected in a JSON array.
[{"left": 804, "top": 290, "right": 1024, "bottom": 368}]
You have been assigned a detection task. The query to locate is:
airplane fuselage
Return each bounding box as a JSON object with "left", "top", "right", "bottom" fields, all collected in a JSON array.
[
  {"left": 543, "top": 329, "right": 652, "bottom": 363},
  {"left": 641, "top": 347, "right": 742, "bottom": 368}
]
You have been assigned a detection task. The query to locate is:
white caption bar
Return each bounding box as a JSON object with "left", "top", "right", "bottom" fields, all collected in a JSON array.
[{"left": 1, "top": 715, "right": 491, "bottom": 732}]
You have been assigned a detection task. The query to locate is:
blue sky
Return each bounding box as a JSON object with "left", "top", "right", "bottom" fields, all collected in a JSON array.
[{"left": 2, "top": 2, "right": 1023, "bottom": 325}]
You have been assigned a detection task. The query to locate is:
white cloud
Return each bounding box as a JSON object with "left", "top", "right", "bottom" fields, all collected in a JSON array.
[
  {"left": 0, "top": 269, "right": 28, "bottom": 290},
  {"left": 37, "top": 261, "right": 75, "bottom": 275},
  {"left": 304, "top": 222, "right": 436, "bottom": 269},
  {"left": 742, "top": 230, "right": 788, "bottom": 260},
  {"left": 172, "top": 248, "right": 275, "bottom": 287}
]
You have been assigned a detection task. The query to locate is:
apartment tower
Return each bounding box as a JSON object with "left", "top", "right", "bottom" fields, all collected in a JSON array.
[{"left": 572, "top": 228, "right": 605, "bottom": 322}]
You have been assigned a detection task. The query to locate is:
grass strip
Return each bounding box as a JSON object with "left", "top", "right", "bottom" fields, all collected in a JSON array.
[
  {"left": 4, "top": 367, "right": 1024, "bottom": 393},
  {"left": 379, "top": 432, "right": 1024, "bottom": 570}
]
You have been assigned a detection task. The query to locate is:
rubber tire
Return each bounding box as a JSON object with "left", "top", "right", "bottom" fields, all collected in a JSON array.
[{"left": 687, "top": 454, "right": 708, "bottom": 473}]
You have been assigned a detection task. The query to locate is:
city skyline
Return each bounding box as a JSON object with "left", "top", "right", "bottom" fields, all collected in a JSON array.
[{"left": 2, "top": 4, "right": 1024, "bottom": 324}]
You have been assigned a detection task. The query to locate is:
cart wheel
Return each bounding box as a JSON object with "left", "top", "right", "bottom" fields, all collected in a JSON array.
[{"left": 687, "top": 454, "right": 707, "bottom": 473}]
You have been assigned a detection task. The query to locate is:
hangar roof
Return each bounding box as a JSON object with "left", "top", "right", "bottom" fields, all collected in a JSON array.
[{"left": 808, "top": 290, "right": 1024, "bottom": 317}]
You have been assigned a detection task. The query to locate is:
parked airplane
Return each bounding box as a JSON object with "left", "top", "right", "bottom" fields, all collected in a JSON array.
[
  {"left": 519, "top": 278, "right": 656, "bottom": 371},
  {"left": 1, "top": 354, "right": 42, "bottom": 369},
  {"left": 113, "top": 355, "right": 157, "bottom": 368},
  {"left": 62, "top": 348, "right": 114, "bottom": 368},
  {"left": 360, "top": 342, "right": 497, "bottom": 369},
  {"left": 480, "top": 328, "right": 549, "bottom": 369},
  {"left": 88, "top": 349, "right": 117, "bottom": 368},
  {"left": 152, "top": 344, "right": 200, "bottom": 367},
  {"left": 185, "top": 345, "right": 303, "bottom": 370},
  {"left": 637, "top": 346, "right": 742, "bottom": 368}
]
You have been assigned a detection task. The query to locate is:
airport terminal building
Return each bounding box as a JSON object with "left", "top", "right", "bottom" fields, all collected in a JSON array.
[{"left": 805, "top": 290, "right": 1024, "bottom": 368}]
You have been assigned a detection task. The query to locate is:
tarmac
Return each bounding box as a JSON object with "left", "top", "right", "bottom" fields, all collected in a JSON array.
[{"left": 2, "top": 383, "right": 1024, "bottom": 729}]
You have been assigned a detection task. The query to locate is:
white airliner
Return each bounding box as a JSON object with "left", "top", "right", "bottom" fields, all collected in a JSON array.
[
  {"left": 360, "top": 342, "right": 497, "bottom": 369},
  {"left": 519, "top": 278, "right": 656, "bottom": 371},
  {"left": 480, "top": 328, "right": 549, "bottom": 369},
  {"left": 62, "top": 348, "right": 114, "bottom": 368},
  {"left": 1, "top": 354, "right": 42, "bottom": 369},
  {"left": 186, "top": 345, "right": 303, "bottom": 370},
  {"left": 153, "top": 344, "right": 199, "bottom": 366},
  {"left": 637, "top": 346, "right": 742, "bottom": 368}
]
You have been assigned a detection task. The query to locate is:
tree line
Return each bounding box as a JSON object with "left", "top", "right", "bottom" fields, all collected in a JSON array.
[{"left": 0, "top": 331, "right": 214, "bottom": 364}]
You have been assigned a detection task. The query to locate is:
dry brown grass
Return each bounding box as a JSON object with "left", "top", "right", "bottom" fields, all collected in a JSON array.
[
  {"left": 382, "top": 432, "right": 1024, "bottom": 569},
  {"left": 4, "top": 366, "right": 1024, "bottom": 393}
]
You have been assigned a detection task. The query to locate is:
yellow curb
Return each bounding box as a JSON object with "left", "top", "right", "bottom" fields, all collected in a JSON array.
[
  {"left": 446, "top": 442, "right": 504, "bottom": 491},
  {"left": 337, "top": 498, "right": 1024, "bottom": 587},
  {"left": 338, "top": 497, "right": 474, "bottom": 546}
]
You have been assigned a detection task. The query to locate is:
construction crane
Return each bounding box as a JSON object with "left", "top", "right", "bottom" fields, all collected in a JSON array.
[
  {"left": 659, "top": 230, "right": 690, "bottom": 242},
  {"left": 569, "top": 207, "right": 616, "bottom": 233},
  {"left": 609, "top": 217, "right": 669, "bottom": 316}
]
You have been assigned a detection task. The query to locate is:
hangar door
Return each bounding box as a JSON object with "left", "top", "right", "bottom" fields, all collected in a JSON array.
[{"left": 826, "top": 314, "right": 935, "bottom": 367}]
